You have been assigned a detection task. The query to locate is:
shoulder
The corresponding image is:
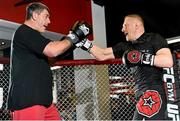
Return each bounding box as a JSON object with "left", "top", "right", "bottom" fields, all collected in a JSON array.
[
  {"left": 146, "top": 32, "right": 165, "bottom": 39},
  {"left": 143, "top": 33, "right": 166, "bottom": 44},
  {"left": 18, "top": 24, "right": 42, "bottom": 37}
]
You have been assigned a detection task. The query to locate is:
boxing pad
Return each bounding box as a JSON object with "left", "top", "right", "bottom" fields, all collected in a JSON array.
[
  {"left": 66, "top": 21, "right": 92, "bottom": 45},
  {"left": 122, "top": 50, "right": 155, "bottom": 67}
]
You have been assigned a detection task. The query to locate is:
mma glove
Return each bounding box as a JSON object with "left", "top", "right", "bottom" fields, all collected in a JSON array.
[
  {"left": 66, "top": 21, "right": 92, "bottom": 46},
  {"left": 81, "top": 39, "right": 93, "bottom": 52},
  {"left": 75, "top": 38, "right": 93, "bottom": 52},
  {"left": 122, "top": 50, "right": 155, "bottom": 67}
]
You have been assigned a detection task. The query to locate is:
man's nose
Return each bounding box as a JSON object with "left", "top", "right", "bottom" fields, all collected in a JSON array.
[{"left": 121, "top": 27, "right": 124, "bottom": 32}]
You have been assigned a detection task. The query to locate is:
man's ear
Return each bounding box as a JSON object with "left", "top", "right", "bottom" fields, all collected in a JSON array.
[
  {"left": 32, "top": 12, "right": 38, "bottom": 21},
  {"left": 135, "top": 23, "right": 138, "bottom": 29}
]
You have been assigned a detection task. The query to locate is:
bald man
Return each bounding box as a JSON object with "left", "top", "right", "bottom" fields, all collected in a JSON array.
[{"left": 80, "top": 14, "right": 173, "bottom": 120}]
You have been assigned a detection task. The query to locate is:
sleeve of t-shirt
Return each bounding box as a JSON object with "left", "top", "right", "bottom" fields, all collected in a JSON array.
[
  {"left": 152, "top": 33, "right": 169, "bottom": 53},
  {"left": 23, "top": 30, "right": 51, "bottom": 55},
  {"left": 112, "top": 42, "right": 131, "bottom": 58}
]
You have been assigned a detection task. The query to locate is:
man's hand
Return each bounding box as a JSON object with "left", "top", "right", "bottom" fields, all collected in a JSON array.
[
  {"left": 122, "top": 50, "right": 155, "bottom": 67},
  {"left": 66, "top": 21, "right": 92, "bottom": 46}
]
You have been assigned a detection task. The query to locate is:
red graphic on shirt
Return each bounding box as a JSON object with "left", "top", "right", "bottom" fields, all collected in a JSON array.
[
  {"left": 136, "top": 90, "right": 162, "bottom": 118},
  {"left": 127, "top": 50, "right": 141, "bottom": 63}
]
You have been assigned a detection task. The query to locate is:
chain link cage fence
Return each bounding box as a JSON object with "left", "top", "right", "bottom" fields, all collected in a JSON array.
[
  {"left": 0, "top": 58, "right": 11, "bottom": 120},
  {"left": 52, "top": 59, "right": 135, "bottom": 120},
  {"left": 0, "top": 55, "right": 180, "bottom": 120}
]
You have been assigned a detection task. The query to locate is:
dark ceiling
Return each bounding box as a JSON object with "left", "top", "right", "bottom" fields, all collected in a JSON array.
[{"left": 93, "top": 0, "right": 180, "bottom": 47}]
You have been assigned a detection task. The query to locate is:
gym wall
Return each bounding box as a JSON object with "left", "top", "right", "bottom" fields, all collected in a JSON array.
[{"left": 0, "top": 0, "right": 92, "bottom": 35}]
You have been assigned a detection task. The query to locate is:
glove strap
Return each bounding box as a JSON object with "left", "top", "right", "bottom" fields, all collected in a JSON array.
[
  {"left": 141, "top": 53, "right": 155, "bottom": 66},
  {"left": 66, "top": 33, "right": 79, "bottom": 45},
  {"left": 81, "top": 39, "right": 93, "bottom": 53}
]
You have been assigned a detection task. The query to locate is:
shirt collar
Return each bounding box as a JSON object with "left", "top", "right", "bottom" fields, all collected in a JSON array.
[{"left": 132, "top": 33, "right": 146, "bottom": 44}]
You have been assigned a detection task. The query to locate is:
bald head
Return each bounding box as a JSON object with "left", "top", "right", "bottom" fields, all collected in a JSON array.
[
  {"left": 125, "top": 14, "right": 144, "bottom": 26},
  {"left": 122, "top": 14, "right": 145, "bottom": 41}
]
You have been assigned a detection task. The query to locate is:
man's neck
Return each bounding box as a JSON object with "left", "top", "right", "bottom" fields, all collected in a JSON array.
[{"left": 24, "top": 20, "right": 38, "bottom": 31}]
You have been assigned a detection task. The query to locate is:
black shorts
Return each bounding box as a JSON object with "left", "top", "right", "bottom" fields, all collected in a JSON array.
[{"left": 133, "top": 85, "right": 167, "bottom": 120}]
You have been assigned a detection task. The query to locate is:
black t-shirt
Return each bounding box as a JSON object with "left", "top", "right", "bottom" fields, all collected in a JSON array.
[
  {"left": 112, "top": 33, "right": 169, "bottom": 90},
  {"left": 8, "top": 24, "right": 52, "bottom": 110}
]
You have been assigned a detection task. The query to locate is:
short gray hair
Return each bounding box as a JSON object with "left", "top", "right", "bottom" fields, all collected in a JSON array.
[{"left": 26, "top": 2, "right": 49, "bottom": 20}]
